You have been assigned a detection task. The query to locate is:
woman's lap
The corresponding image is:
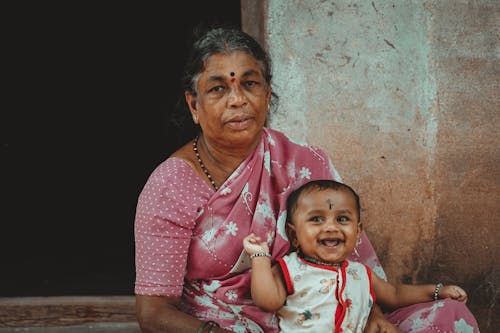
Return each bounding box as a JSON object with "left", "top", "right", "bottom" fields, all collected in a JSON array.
[{"left": 386, "top": 298, "right": 479, "bottom": 333}]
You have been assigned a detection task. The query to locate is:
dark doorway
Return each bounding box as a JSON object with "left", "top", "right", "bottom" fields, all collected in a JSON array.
[{"left": 3, "top": 2, "right": 241, "bottom": 296}]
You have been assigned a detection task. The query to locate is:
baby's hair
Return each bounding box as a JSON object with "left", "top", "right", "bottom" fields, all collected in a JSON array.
[{"left": 286, "top": 179, "right": 360, "bottom": 224}]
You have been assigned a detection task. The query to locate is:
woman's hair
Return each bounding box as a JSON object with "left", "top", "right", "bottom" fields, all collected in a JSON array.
[
  {"left": 286, "top": 179, "right": 361, "bottom": 224},
  {"left": 171, "top": 25, "right": 279, "bottom": 145},
  {"left": 181, "top": 27, "right": 273, "bottom": 98}
]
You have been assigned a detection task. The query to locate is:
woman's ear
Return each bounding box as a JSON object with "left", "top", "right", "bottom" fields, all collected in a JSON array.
[
  {"left": 266, "top": 89, "right": 272, "bottom": 114},
  {"left": 185, "top": 91, "right": 199, "bottom": 124}
]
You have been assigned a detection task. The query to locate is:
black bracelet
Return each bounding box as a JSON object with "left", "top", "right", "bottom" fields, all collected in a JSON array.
[
  {"left": 434, "top": 282, "right": 443, "bottom": 301},
  {"left": 198, "top": 320, "right": 220, "bottom": 333}
]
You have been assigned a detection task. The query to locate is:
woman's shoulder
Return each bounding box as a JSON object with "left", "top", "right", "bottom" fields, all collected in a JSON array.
[
  {"left": 264, "top": 127, "right": 341, "bottom": 182},
  {"left": 139, "top": 156, "right": 212, "bottom": 209},
  {"left": 150, "top": 156, "right": 192, "bottom": 177},
  {"left": 264, "top": 127, "right": 331, "bottom": 162},
  {"left": 144, "top": 155, "right": 203, "bottom": 193},
  {"left": 264, "top": 127, "right": 326, "bottom": 152},
  {"left": 148, "top": 140, "right": 198, "bottom": 181}
]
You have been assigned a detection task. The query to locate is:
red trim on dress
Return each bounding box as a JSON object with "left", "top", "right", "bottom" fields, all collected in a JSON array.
[
  {"left": 276, "top": 257, "right": 294, "bottom": 294},
  {"left": 334, "top": 261, "right": 349, "bottom": 332},
  {"left": 364, "top": 264, "right": 376, "bottom": 304}
]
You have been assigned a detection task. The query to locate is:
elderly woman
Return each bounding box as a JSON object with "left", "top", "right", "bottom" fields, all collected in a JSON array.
[{"left": 134, "top": 27, "right": 479, "bottom": 333}]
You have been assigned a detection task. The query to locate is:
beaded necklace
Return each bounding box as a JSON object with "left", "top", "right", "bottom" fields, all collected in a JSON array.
[
  {"left": 193, "top": 135, "right": 219, "bottom": 191},
  {"left": 298, "top": 249, "right": 341, "bottom": 268}
]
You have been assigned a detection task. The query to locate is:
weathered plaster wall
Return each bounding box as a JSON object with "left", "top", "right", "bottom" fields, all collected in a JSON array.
[
  {"left": 425, "top": 2, "right": 500, "bottom": 329},
  {"left": 242, "top": 0, "right": 499, "bottom": 331}
]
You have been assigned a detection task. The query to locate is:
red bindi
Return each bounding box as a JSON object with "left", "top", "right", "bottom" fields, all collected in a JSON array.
[{"left": 230, "top": 72, "right": 235, "bottom": 82}]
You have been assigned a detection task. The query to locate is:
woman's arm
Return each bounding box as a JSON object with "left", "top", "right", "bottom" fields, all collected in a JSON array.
[{"left": 136, "top": 295, "right": 232, "bottom": 333}]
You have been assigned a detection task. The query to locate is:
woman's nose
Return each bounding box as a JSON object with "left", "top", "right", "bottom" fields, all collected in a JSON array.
[{"left": 228, "top": 85, "right": 247, "bottom": 107}]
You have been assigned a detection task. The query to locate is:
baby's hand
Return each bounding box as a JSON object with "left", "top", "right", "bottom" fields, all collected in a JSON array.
[
  {"left": 439, "top": 285, "right": 468, "bottom": 303},
  {"left": 243, "top": 233, "right": 269, "bottom": 255}
]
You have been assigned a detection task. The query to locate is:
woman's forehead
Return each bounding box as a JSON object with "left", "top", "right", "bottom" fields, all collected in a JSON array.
[{"left": 203, "top": 51, "right": 262, "bottom": 77}]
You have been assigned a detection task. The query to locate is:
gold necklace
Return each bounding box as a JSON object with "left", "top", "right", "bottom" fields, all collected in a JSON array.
[{"left": 193, "top": 135, "right": 219, "bottom": 191}]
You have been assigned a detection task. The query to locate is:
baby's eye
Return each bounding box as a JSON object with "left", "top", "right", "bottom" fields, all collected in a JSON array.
[
  {"left": 311, "top": 216, "right": 324, "bottom": 222},
  {"left": 337, "top": 216, "right": 350, "bottom": 223}
]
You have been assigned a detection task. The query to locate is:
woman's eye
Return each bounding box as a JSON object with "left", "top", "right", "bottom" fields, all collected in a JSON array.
[
  {"left": 208, "top": 85, "right": 225, "bottom": 93},
  {"left": 244, "top": 80, "right": 260, "bottom": 88}
]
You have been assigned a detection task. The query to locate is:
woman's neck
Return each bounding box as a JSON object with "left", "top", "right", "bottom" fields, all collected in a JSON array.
[
  {"left": 196, "top": 133, "right": 261, "bottom": 189},
  {"left": 198, "top": 135, "right": 251, "bottom": 174}
]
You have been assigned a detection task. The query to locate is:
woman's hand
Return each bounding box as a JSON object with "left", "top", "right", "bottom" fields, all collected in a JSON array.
[
  {"left": 364, "top": 304, "right": 401, "bottom": 333},
  {"left": 136, "top": 295, "right": 235, "bottom": 332}
]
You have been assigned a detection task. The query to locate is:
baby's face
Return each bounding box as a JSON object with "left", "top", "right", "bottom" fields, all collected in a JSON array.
[{"left": 289, "top": 188, "right": 360, "bottom": 264}]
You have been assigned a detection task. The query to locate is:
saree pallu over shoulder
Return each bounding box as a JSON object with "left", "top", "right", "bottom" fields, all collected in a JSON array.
[
  {"left": 181, "top": 128, "right": 341, "bottom": 332},
  {"left": 186, "top": 128, "right": 340, "bottom": 279}
]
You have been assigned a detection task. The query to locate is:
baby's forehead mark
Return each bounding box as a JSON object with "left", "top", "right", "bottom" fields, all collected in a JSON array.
[{"left": 327, "top": 199, "right": 333, "bottom": 210}]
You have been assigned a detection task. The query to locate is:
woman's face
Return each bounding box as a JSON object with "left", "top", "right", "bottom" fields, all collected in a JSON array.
[
  {"left": 186, "top": 51, "right": 271, "bottom": 150},
  {"left": 288, "top": 189, "right": 361, "bottom": 264}
]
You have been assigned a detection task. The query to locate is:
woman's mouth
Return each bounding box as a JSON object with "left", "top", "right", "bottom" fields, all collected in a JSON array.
[{"left": 226, "top": 116, "right": 253, "bottom": 129}]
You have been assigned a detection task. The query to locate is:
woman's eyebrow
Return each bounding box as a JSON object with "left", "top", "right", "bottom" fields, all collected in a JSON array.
[
  {"left": 241, "top": 69, "right": 261, "bottom": 78},
  {"left": 206, "top": 75, "right": 226, "bottom": 84}
]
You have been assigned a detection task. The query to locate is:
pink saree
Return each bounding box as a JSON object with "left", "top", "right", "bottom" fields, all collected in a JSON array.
[{"left": 134, "top": 127, "right": 479, "bottom": 332}]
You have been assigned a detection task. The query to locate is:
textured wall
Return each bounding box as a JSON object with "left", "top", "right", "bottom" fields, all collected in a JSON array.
[{"left": 242, "top": 0, "right": 499, "bottom": 331}]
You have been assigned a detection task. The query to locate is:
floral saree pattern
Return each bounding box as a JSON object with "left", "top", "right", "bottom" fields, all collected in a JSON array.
[{"left": 135, "top": 127, "right": 479, "bottom": 332}]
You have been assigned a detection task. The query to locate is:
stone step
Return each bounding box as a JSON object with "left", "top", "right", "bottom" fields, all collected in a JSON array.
[{"left": 0, "top": 296, "right": 140, "bottom": 332}]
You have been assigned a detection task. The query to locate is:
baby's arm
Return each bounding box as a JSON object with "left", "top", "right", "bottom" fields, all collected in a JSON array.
[
  {"left": 242, "top": 233, "right": 287, "bottom": 311},
  {"left": 372, "top": 273, "right": 468, "bottom": 311},
  {"left": 437, "top": 284, "right": 468, "bottom": 302}
]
